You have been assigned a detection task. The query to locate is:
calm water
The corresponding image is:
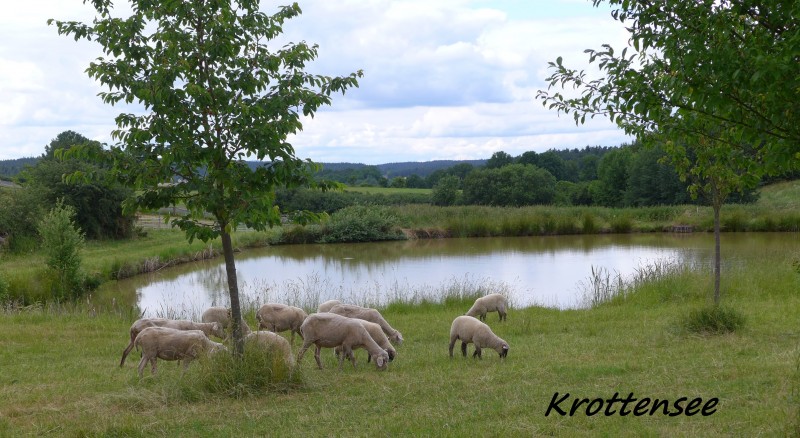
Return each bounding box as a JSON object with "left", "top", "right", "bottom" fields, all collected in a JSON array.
[{"left": 97, "top": 233, "right": 799, "bottom": 316}]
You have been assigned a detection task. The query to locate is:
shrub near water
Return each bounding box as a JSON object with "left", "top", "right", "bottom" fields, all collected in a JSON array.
[{"left": 319, "top": 205, "right": 405, "bottom": 243}]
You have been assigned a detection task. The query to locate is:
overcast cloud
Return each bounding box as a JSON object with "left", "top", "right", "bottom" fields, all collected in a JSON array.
[{"left": 0, "top": 0, "right": 633, "bottom": 164}]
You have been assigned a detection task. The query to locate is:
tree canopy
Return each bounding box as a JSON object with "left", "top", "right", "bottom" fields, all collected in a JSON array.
[
  {"left": 50, "top": 1, "right": 361, "bottom": 351},
  {"left": 538, "top": 0, "right": 799, "bottom": 177}
]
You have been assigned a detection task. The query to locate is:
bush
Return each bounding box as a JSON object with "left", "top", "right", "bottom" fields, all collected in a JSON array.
[
  {"left": 192, "top": 345, "right": 301, "bottom": 398},
  {"left": 320, "top": 206, "right": 405, "bottom": 243},
  {"left": 38, "top": 200, "right": 86, "bottom": 300},
  {"left": 682, "top": 305, "right": 746, "bottom": 335}
]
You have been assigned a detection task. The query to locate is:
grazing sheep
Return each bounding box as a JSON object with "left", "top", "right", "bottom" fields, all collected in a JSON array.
[
  {"left": 317, "top": 299, "right": 342, "bottom": 313},
  {"left": 134, "top": 327, "right": 227, "bottom": 377},
  {"left": 335, "top": 319, "right": 396, "bottom": 363},
  {"left": 327, "top": 304, "right": 403, "bottom": 346},
  {"left": 245, "top": 331, "right": 295, "bottom": 367},
  {"left": 297, "top": 313, "right": 390, "bottom": 370},
  {"left": 449, "top": 315, "right": 509, "bottom": 359},
  {"left": 120, "top": 318, "right": 226, "bottom": 367},
  {"left": 256, "top": 304, "right": 308, "bottom": 344},
  {"left": 201, "top": 306, "right": 252, "bottom": 339},
  {"left": 466, "top": 293, "right": 508, "bottom": 322}
]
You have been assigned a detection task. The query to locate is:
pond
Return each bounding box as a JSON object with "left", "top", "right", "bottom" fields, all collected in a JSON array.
[{"left": 96, "top": 232, "right": 799, "bottom": 317}]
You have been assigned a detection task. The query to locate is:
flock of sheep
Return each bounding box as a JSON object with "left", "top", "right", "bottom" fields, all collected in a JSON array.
[{"left": 120, "top": 293, "right": 510, "bottom": 377}]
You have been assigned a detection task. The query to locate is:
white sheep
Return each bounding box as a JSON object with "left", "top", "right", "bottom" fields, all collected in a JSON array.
[
  {"left": 201, "top": 306, "right": 252, "bottom": 339},
  {"left": 335, "top": 318, "right": 396, "bottom": 363},
  {"left": 297, "top": 313, "right": 390, "bottom": 370},
  {"left": 256, "top": 303, "right": 308, "bottom": 344},
  {"left": 449, "top": 315, "right": 509, "bottom": 359},
  {"left": 134, "top": 326, "right": 227, "bottom": 377},
  {"left": 466, "top": 293, "right": 509, "bottom": 322},
  {"left": 317, "top": 299, "right": 342, "bottom": 313},
  {"left": 245, "top": 331, "right": 295, "bottom": 367},
  {"left": 120, "top": 317, "right": 226, "bottom": 367},
  {"left": 327, "top": 303, "right": 404, "bottom": 346}
]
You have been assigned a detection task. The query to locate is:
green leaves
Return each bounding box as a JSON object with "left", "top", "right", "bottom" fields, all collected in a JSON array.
[{"left": 51, "top": 0, "right": 361, "bottom": 241}]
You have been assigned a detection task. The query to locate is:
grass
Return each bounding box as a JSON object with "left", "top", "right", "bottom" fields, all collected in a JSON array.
[
  {"left": 2, "top": 246, "right": 800, "bottom": 435},
  {"left": 343, "top": 186, "right": 432, "bottom": 195}
]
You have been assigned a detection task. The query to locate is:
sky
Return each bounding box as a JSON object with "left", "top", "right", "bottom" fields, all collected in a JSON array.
[{"left": 0, "top": 0, "right": 634, "bottom": 164}]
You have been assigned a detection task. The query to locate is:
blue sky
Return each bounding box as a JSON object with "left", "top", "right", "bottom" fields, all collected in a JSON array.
[{"left": 0, "top": 0, "right": 632, "bottom": 164}]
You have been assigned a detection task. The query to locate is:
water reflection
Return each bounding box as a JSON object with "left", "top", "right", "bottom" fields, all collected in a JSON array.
[{"left": 96, "top": 233, "right": 799, "bottom": 316}]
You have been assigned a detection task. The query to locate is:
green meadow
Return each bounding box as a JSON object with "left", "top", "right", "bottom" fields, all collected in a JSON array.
[
  {"left": 1, "top": 243, "right": 800, "bottom": 436},
  {"left": 2, "top": 182, "right": 800, "bottom": 435}
]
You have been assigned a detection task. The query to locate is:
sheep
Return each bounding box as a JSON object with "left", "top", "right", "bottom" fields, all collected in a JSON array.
[
  {"left": 335, "top": 318, "right": 396, "bottom": 363},
  {"left": 327, "top": 303, "right": 403, "bottom": 346},
  {"left": 449, "top": 315, "right": 509, "bottom": 359},
  {"left": 466, "top": 293, "right": 508, "bottom": 322},
  {"left": 296, "top": 312, "right": 390, "bottom": 370},
  {"left": 256, "top": 303, "right": 307, "bottom": 344},
  {"left": 245, "top": 331, "right": 295, "bottom": 367},
  {"left": 201, "top": 306, "right": 252, "bottom": 339},
  {"left": 317, "top": 299, "right": 342, "bottom": 313},
  {"left": 134, "top": 326, "right": 227, "bottom": 377},
  {"left": 120, "top": 317, "right": 226, "bottom": 367}
]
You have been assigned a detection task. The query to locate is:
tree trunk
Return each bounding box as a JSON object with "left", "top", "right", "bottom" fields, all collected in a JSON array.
[
  {"left": 712, "top": 195, "right": 722, "bottom": 307},
  {"left": 221, "top": 229, "right": 244, "bottom": 357}
]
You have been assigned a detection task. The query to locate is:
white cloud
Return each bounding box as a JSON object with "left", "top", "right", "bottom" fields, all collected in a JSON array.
[{"left": 0, "top": 0, "right": 633, "bottom": 163}]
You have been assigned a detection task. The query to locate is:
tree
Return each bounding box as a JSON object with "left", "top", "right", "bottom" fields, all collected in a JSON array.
[
  {"left": 486, "top": 151, "right": 514, "bottom": 169},
  {"left": 595, "top": 147, "right": 632, "bottom": 207},
  {"left": 538, "top": 1, "right": 799, "bottom": 167},
  {"left": 50, "top": 1, "right": 361, "bottom": 353},
  {"left": 26, "top": 131, "right": 134, "bottom": 239},
  {"left": 431, "top": 175, "right": 459, "bottom": 206},
  {"left": 463, "top": 164, "right": 556, "bottom": 206},
  {"left": 537, "top": 0, "right": 799, "bottom": 306},
  {"left": 624, "top": 144, "right": 689, "bottom": 207}
]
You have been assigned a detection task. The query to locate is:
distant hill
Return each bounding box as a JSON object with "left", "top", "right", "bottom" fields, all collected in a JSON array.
[
  {"left": 313, "top": 160, "right": 487, "bottom": 178},
  {"left": 375, "top": 160, "right": 486, "bottom": 178},
  {"left": 0, "top": 157, "right": 38, "bottom": 178}
]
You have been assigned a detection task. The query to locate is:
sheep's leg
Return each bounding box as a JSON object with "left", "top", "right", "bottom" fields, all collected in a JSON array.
[
  {"left": 473, "top": 346, "right": 482, "bottom": 359},
  {"left": 314, "top": 345, "right": 324, "bottom": 369},
  {"left": 461, "top": 341, "right": 468, "bottom": 357},
  {"left": 120, "top": 332, "right": 136, "bottom": 367},
  {"left": 345, "top": 346, "right": 357, "bottom": 369},
  {"left": 296, "top": 342, "right": 310, "bottom": 365},
  {"left": 137, "top": 356, "right": 148, "bottom": 378},
  {"left": 448, "top": 339, "right": 456, "bottom": 358},
  {"left": 150, "top": 357, "right": 158, "bottom": 375}
]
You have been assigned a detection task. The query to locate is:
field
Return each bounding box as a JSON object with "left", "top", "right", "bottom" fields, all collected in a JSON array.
[
  {"left": 343, "top": 186, "right": 432, "bottom": 195},
  {"left": 2, "top": 182, "right": 800, "bottom": 435},
  {"left": 2, "top": 245, "right": 800, "bottom": 436}
]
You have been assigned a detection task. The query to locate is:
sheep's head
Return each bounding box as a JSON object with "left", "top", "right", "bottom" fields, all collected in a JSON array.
[
  {"left": 390, "top": 331, "right": 404, "bottom": 346},
  {"left": 210, "top": 322, "right": 226, "bottom": 339},
  {"left": 373, "top": 351, "right": 390, "bottom": 370},
  {"left": 209, "top": 341, "right": 228, "bottom": 355},
  {"left": 499, "top": 343, "right": 509, "bottom": 359}
]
